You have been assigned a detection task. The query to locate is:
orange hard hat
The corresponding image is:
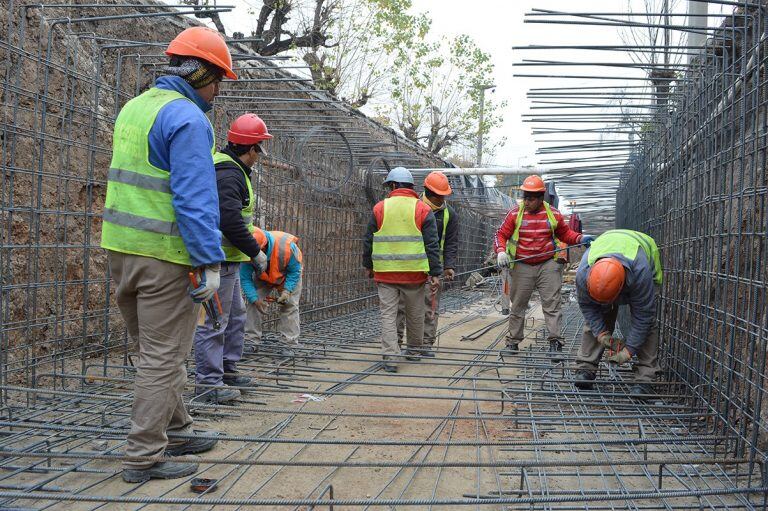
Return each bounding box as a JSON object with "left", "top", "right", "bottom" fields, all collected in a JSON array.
[
  {"left": 228, "top": 113, "right": 273, "bottom": 145},
  {"left": 252, "top": 227, "right": 267, "bottom": 249},
  {"left": 166, "top": 27, "right": 237, "bottom": 80},
  {"left": 586, "top": 257, "right": 626, "bottom": 303},
  {"left": 424, "top": 171, "right": 452, "bottom": 196},
  {"left": 520, "top": 174, "right": 546, "bottom": 193}
]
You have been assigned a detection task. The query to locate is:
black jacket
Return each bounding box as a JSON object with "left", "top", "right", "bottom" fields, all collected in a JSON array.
[
  {"left": 434, "top": 204, "right": 459, "bottom": 270},
  {"left": 215, "top": 148, "right": 262, "bottom": 258}
]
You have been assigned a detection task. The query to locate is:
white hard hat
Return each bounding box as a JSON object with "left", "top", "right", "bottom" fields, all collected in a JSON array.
[{"left": 383, "top": 166, "right": 414, "bottom": 185}]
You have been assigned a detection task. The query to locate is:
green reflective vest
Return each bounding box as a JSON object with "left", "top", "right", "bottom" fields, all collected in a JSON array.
[
  {"left": 214, "top": 152, "right": 255, "bottom": 262},
  {"left": 101, "top": 87, "right": 215, "bottom": 266},
  {"left": 439, "top": 207, "right": 450, "bottom": 264},
  {"left": 505, "top": 201, "right": 558, "bottom": 267},
  {"left": 372, "top": 196, "right": 429, "bottom": 273},
  {"left": 587, "top": 229, "right": 663, "bottom": 285}
]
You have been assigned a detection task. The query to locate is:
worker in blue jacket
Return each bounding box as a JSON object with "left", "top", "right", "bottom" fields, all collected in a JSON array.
[
  {"left": 101, "top": 27, "right": 237, "bottom": 483},
  {"left": 240, "top": 228, "right": 303, "bottom": 357},
  {"left": 574, "top": 229, "right": 662, "bottom": 399}
]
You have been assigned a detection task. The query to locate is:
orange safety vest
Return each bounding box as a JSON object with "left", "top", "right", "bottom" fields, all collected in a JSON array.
[{"left": 258, "top": 231, "right": 303, "bottom": 286}]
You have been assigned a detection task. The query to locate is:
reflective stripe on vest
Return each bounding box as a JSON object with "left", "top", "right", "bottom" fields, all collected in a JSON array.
[
  {"left": 372, "top": 196, "right": 429, "bottom": 272},
  {"left": 100, "top": 87, "right": 215, "bottom": 266},
  {"left": 587, "top": 229, "right": 663, "bottom": 285},
  {"left": 214, "top": 151, "right": 256, "bottom": 262},
  {"left": 259, "top": 231, "right": 302, "bottom": 286},
  {"left": 505, "top": 201, "right": 558, "bottom": 267}
]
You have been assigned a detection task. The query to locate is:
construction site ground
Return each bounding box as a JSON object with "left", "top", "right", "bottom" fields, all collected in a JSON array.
[{"left": 0, "top": 286, "right": 763, "bottom": 510}]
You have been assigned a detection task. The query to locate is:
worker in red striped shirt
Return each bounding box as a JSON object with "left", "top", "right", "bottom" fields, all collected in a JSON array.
[{"left": 494, "top": 175, "right": 594, "bottom": 357}]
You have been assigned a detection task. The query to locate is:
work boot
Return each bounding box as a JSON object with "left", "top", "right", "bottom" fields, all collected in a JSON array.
[
  {"left": 196, "top": 387, "right": 240, "bottom": 404},
  {"left": 420, "top": 346, "right": 436, "bottom": 358},
  {"left": 122, "top": 460, "right": 198, "bottom": 483},
  {"left": 549, "top": 339, "right": 564, "bottom": 362},
  {"left": 383, "top": 363, "right": 398, "bottom": 373},
  {"left": 501, "top": 342, "right": 519, "bottom": 357},
  {"left": 629, "top": 383, "right": 654, "bottom": 400},
  {"left": 166, "top": 430, "right": 219, "bottom": 457},
  {"left": 223, "top": 374, "right": 253, "bottom": 387},
  {"left": 403, "top": 349, "right": 421, "bottom": 361},
  {"left": 574, "top": 369, "right": 596, "bottom": 390}
]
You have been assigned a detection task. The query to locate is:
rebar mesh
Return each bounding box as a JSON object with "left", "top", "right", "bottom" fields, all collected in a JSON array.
[
  {"left": 616, "top": 4, "right": 768, "bottom": 464},
  {"left": 0, "top": 0, "right": 497, "bottom": 401}
]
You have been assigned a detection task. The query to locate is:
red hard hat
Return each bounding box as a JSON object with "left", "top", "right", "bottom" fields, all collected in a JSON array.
[
  {"left": 227, "top": 113, "right": 273, "bottom": 145},
  {"left": 587, "top": 257, "right": 626, "bottom": 303},
  {"left": 166, "top": 27, "right": 237, "bottom": 80},
  {"left": 424, "top": 171, "right": 452, "bottom": 196},
  {"left": 520, "top": 174, "right": 546, "bottom": 193}
]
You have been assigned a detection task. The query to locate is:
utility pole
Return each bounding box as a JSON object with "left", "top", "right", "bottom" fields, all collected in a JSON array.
[{"left": 475, "top": 83, "right": 495, "bottom": 166}]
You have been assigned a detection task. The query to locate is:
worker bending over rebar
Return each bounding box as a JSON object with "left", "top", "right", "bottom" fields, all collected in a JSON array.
[
  {"left": 396, "top": 171, "right": 459, "bottom": 356},
  {"left": 241, "top": 227, "right": 304, "bottom": 357},
  {"left": 363, "top": 167, "right": 442, "bottom": 373},
  {"left": 574, "top": 229, "right": 663, "bottom": 399},
  {"left": 100, "top": 27, "right": 237, "bottom": 483},
  {"left": 193, "top": 114, "right": 271, "bottom": 404},
  {"left": 494, "top": 175, "right": 592, "bottom": 357}
]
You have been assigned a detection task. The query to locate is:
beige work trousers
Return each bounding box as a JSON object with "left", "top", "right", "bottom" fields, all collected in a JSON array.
[
  {"left": 378, "top": 282, "right": 424, "bottom": 360},
  {"left": 576, "top": 304, "right": 661, "bottom": 383},
  {"left": 108, "top": 251, "right": 198, "bottom": 469},
  {"left": 507, "top": 258, "right": 564, "bottom": 344},
  {"left": 396, "top": 282, "right": 440, "bottom": 346},
  {"left": 244, "top": 276, "right": 302, "bottom": 345}
]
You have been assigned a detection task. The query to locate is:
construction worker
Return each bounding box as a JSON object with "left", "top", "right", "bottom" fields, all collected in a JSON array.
[
  {"left": 396, "top": 171, "right": 459, "bottom": 356},
  {"left": 241, "top": 228, "right": 303, "bottom": 357},
  {"left": 193, "top": 114, "right": 271, "bottom": 403},
  {"left": 100, "top": 27, "right": 237, "bottom": 483},
  {"left": 574, "top": 229, "right": 663, "bottom": 398},
  {"left": 363, "top": 167, "right": 442, "bottom": 373},
  {"left": 494, "top": 175, "right": 593, "bottom": 356}
]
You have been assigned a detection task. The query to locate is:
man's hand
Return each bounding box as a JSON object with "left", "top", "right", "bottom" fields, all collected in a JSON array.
[
  {"left": 365, "top": 268, "right": 374, "bottom": 279},
  {"left": 276, "top": 289, "right": 291, "bottom": 305},
  {"left": 444, "top": 268, "right": 455, "bottom": 281},
  {"left": 597, "top": 331, "right": 613, "bottom": 348},
  {"left": 429, "top": 276, "right": 440, "bottom": 294},
  {"left": 606, "top": 346, "right": 632, "bottom": 364},
  {"left": 496, "top": 252, "right": 510, "bottom": 268},
  {"left": 253, "top": 300, "right": 268, "bottom": 314},
  {"left": 190, "top": 264, "right": 220, "bottom": 303},
  {"left": 252, "top": 251, "right": 268, "bottom": 275}
]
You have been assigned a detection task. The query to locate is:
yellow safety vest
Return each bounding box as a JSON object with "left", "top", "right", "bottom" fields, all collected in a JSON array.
[
  {"left": 214, "top": 151, "right": 255, "bottom": 262},
  {"left": 505, "top": 201, "right": 559, "bottom": 267},
  {"left": 371, "top": 196, "right": 429, "bottom": 272}
]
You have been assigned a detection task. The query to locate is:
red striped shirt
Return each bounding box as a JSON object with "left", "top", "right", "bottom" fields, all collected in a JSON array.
[{"left": 493, "top": 204, "right": 582, "bottom": 264}]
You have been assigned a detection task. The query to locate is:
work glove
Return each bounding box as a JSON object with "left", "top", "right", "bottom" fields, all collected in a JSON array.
[
  {"left": 252, "top": 251, "right": 268, "bottom": 275},
  {"left": 190, "top": 264, "right": 220, "bottom": 303},
  {"left": 496, "top": 252, "right": 510, "bottom": 268},
  {"left": 581, "top": 235, "right": 596, "bottom": 246},
  {"left": 276, "top": 289, "right": 291, "bottom": 305},
  {"left": 606, "top": 346, "right": 633, "bottom": 364},
  {"left": 444, "top": 268, "right": 455, "bottom": 281},
  {"left": 429, "top": 276, "right": 441, "bottom": 294},
  {"left": 597, "top": 331, "right": 613, "bottom": 349}
]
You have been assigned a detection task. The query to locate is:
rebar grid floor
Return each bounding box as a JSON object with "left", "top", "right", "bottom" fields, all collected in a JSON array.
[{"left": 0, "top": 288, "right": 765, "bottom": 509}]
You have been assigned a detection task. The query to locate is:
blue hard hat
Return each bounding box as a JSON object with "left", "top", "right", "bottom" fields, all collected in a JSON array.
[{"left": 383, "top": 166, "right": 414, "bottom": 185}]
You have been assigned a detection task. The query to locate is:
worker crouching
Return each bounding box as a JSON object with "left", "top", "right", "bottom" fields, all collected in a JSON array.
[
  {"left": 193, "top": 114, "right": 271, "bottom": 404},
  {"left": 363, "top": 167, "right": 442, "bottom": 373},
  {"left": 241, "top": 228, "right": 303, "bottom": 357},
  {"left": 574, "top": 229, "right": 663, "bottom": 399}
]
